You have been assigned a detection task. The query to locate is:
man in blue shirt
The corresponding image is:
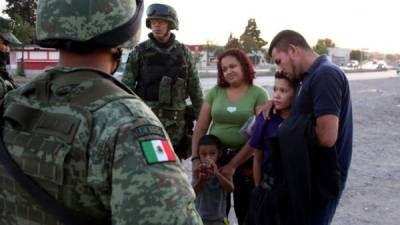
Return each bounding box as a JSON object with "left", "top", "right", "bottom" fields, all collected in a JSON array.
[{"left": 268, "top": 30, "right": 353, "bottom": 225}]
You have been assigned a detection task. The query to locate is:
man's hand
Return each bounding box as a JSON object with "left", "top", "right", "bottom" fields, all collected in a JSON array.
[{"left": 259, "top": 100, "right": 274, "bottom": 119}]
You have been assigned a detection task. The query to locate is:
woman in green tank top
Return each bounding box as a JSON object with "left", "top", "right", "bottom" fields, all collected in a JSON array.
[{"left": 191, "top": 48, "right": 269, "bottom": 225}]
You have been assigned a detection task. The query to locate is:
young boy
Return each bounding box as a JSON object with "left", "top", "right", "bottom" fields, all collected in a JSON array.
[
  {"left": 192, "top": 134, "right": 234, "bottom": 225},
  {"left": 245, "top": 72, "right": 298, "bottom": 225}
]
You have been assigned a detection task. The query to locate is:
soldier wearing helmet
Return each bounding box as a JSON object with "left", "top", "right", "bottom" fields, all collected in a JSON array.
[
  {"left": 0, "top": 1, "right": 202, "bottom": 225},
  {"left": 0, "top": 16, "right": 20, "bottom": 98},
  {"left": 122, "top": 3, "right": 203, "bottom": 160}
]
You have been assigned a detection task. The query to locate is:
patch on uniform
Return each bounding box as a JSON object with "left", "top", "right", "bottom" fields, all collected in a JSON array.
[
  {"left": 140, "top": 139, "right": 176, "bottom": 164},
  {"left": 132, "top": 125, "right": 165, "bottom": 139}
]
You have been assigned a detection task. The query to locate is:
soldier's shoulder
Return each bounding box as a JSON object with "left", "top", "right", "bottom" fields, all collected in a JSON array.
[
  {"left": 93, "top": 97, "right": 160, "bottom": 125},
  {"left": 137, "top": 39, "right": 153, "bottom": 50}
]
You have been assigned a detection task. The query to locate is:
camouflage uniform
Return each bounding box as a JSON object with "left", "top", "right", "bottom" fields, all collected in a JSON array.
[
  {"left": 0, "top": 17, "right": 20, "bottom": 98},
  {"left": 122, "top": 4, "right": 203, "bottom": 159},
  {"left": 0, "top": 0, "right": 202, "bottom": 225}
]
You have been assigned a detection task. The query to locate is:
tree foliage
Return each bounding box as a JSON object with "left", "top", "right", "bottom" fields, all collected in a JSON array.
[
  {"left": 313, "top": 38, "right": 335, "bottom": 55},
  {"left": 239, "top": 19, "right": 267, "bottom": 53},
  {"left": 3, "top": 0, "right": 37, "bottom": 44},
  {"left": 11, "top": 15, "right": 34, "bottom": 44},
  {"left": 350, "top": 50, "right": 361, "bottom": 61},
  {"left": 3, "top": 0, "right": 37, "bottom": 26},
  {"left": 191, "top": 51, "right": 203, "bottom": 65},
  {"left": 225, "top": 33, "right": 243, "bottom": 50}
]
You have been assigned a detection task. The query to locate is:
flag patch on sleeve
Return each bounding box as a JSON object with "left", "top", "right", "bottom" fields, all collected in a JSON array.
[{"left": 140, "top": 139, "right": 176, "bottom": 164}]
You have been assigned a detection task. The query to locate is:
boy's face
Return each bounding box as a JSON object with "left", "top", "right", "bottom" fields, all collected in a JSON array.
[{"left": 198, "top": 144, "right": 220, "bottom": 163}]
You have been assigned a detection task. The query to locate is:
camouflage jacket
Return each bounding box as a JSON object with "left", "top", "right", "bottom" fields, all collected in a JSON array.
[
  {"left": 122, "top": 34, "right": 203, "bottom": 146},
  {"left": 0, "top": 52, "right": 16, "bottom": 99},
  {"left": 0, "top": 67, "right": 202, "bottom": 225}
]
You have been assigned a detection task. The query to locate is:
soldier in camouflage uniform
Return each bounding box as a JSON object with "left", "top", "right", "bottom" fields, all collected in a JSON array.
[
  {"left": 0, "top": 17, "right": 20, "bottom": 99},
  {"left": 0, "top": 0, "right": 202, "bottom": 225},
  {"left": 122, "top": 3, "right": 203, "bottom": 160}
]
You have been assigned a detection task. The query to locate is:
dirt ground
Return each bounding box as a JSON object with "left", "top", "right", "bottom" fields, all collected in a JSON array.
[
  {"left": 332, "top": 76, "right": 400, "bottom": 225},
  {"left": 183, "top": 75, "right": 400, "bottom": 225}
]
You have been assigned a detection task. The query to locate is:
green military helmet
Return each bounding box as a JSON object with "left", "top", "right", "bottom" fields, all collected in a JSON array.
[
  {"left": 146, "top": 3, "right": 179, "bottom": 30},
  {"left": 0, "top": 17, "right": 21, "bottom": 45},
  {"left": 36, "top": 0, "right": 144, "bottom": 50}
]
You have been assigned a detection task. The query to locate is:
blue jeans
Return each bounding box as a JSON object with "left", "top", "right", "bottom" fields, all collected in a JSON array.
[
  {"left": 311, "top": 179, "right": 346, "bottom": 225},
  {"left": 310, "top": 196, "right": 340, "bottom": 225}
]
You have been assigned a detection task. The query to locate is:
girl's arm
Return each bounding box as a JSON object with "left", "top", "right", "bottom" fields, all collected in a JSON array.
[
  {"left": 220, "top": 143, "right": 253, "bottom": 178},
  {"left": 253, "top": 149, "right": 263, "bottom": 186}
]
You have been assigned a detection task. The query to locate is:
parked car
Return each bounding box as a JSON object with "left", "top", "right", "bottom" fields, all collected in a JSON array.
[{"left": 397, "top": 64, "right": 400, "bottom": 74}]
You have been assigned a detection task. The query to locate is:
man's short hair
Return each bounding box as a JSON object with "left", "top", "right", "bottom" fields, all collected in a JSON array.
[{"left": 268, "top": 30, "right": 311, "bottom": 56}]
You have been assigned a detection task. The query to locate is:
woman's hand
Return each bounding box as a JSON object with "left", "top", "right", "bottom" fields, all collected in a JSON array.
[{"left": 220, "top": 163, "right": 236, "bottom": 178}]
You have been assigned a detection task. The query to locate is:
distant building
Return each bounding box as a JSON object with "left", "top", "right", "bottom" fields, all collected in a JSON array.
[
  {"left": 328, "top": 47, "right": 351, "bottom": 66},
  {"left": 9, "top": 45, "right": 59, "bottom": 76},
  {"left": 187, "top": 44, "right": 209, "bottom": 67}
]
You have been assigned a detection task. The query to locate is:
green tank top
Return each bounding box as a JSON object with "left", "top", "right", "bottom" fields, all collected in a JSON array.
[{"left": 205, "top": 85, "right": 268, "bottom": 149}]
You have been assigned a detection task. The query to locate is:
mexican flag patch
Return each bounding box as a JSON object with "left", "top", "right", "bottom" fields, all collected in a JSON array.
[{"left": 140, "top": 139, "right": 176, "bottom": 164}]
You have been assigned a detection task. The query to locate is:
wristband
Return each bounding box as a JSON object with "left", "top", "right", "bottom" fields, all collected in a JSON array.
[{"left": 191, "top": 156, "right": 200, "bottom": 161}]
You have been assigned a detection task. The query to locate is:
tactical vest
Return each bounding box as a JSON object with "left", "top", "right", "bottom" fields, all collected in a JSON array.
[
  {"left": 0, "top": 68, "right": 135, "bottom": 225},
  {"left": 134, "top": 42, "right": 189, "bottom": 104}
]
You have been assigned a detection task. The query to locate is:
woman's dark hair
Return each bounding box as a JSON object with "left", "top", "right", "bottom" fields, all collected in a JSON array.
[
  {"left": 274, "top": 71, "right": 299, "bottom": 90},
  {"left": 198, "top": 134, "right": 222, "bottom": 152},
  {"left": 217, "top": 48, "right": 255, "bottom": 87}
]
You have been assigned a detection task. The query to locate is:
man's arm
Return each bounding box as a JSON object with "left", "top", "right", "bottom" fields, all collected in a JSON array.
[
  {"left": 121, "top": 48, "right": 140, "bottom": 90},
  {"left": 184, "top": 46, "right": 203, "bottom": 117},
  {"left": 111, "top": 117, "right": 201, "bottom": 224},
  {"left": 315, "top": 114, "right": 339, "bottom": 147}
]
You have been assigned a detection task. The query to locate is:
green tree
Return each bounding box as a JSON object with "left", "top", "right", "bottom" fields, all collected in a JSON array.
[
  {"left": 3, "top": 0, "right": 37, "bottom": 27},
  {"left": 239, "top": 18, "right": 267, "bottom": 53},
  {"left": 225, "top": 33, "right": 242, "bottom": 49},
  {"left": 11, "top": 15, "right": 34, "bottom": 44},
  {"left": 4, "top": 0, "right": 37, "bottom": 77},
  {"left": 191, "top": 51, "right": 203, "bottom": 66},
  {"left": 214, "top": 46, "right": 225, "bottom": 58},
  {"left": 384, "top": 54, "right": 400, "bottom": 64},
  {"left": 350, "top": 50, "right": 361, "bottom": 61},
  {"left": 313, "top": 38, "right": 335, "bottom": 55}
]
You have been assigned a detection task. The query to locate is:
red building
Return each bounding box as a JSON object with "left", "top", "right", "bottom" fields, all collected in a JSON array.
[{"left": 9, "top": 45, "right": 59, "bottom": 74}]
